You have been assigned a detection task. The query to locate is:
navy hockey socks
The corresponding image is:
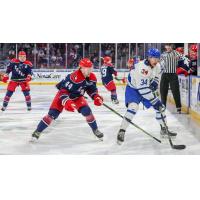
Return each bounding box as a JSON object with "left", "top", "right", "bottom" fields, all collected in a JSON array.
[
  {"left": 23, "top": 90, "right": 31, "bottom": 108},
  {"left": 36, "top": 109, "right": 60, "bottom": 132},
  {"left": 2, "top": 90, "right": 13, "bottom": 109},
  {"left": 80, "top": 106, "right": 98, "bottom": 131}
]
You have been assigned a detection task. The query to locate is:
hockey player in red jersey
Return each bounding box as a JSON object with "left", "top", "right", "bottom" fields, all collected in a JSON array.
[
  {"left": 100, "top": 56, "right": 119, "bottom": 104},
  {"left": 31, "top": 58, "right": 104, "bottom": 142},
  {"left": 127, "top": 58, "right": 134, "bottom": 71},
  {"left": 176, "top": 45, "right": 197, "bottom": 76},
  {"left": 1, "top": 51, "right": 33, "bottom": 111},
  {"left": 176, "top": 47, "right": 184, "bottom": 55},
  {"left": 188, "top": 44, "right": 197, "bottom": 75},
  {"left": 120, "top": 58, "right": 135, "bottom": 84}
]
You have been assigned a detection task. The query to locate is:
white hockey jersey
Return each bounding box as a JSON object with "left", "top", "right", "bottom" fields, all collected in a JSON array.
[{"left": 127, "top": 60, "right": 161, "bottom": 103}]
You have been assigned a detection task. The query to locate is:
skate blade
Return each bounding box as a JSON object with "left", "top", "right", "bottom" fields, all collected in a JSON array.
[
  {"left": 29, "top": 137, "right": 38, "bottom": 143},
  {"left": 117, "top": 140, "right": 123, "bottom": 145},
  {"left": 93, "top": 134, "right": 103, "bottom": 141},
  {"left": 97, "top": 137, "right": 103, "bottom": 141},
  {"left": 0, "top": 111, "right": 5, "bottom": 115}
]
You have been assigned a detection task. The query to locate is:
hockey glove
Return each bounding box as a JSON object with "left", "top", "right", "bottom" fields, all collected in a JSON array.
[
  {"left": 26, "top": 75, "right": 32, "bottom": 82},
  {"left": 149, "top": 80, "right": 158, "bottom": 91},
  {"left": 93, "top": 94, "right": 103, "bottom": 106},
  {"left": 2, "top": 74, "right": 9, "bottom": 83},
  {"left": 122, "top": 77, "right": 126, "bottom": 84},
  {"left": 64, "top": 99, "right": 76, "bottom": 112},
  {"left": 176, "top": 67, "right": 189, "bottom": 77}
]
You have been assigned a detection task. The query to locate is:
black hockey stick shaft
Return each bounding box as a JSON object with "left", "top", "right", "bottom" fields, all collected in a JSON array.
[
  {"left": 102, "top": 103, "right": 161, "bottom": 143},
  {"left": 159, "top": 110, "right": 186, "bottom": 150}
]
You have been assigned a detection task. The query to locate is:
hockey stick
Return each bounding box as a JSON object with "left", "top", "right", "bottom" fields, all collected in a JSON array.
[
  {"left": 159, "top": 110, "right": 186, "bottom": 150},
  {"left": 102, "top": 103, "right": 161, "bottom": 143},
  {"left": 10, "top": 79, "right": 27, "bottom": 81}
]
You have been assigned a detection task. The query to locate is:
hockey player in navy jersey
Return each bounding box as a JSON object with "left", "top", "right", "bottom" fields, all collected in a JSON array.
[
  {"left": 188, "top": 44, "right": 197, "bottom": 76},
  {"left": 117, "top": 48, "right": 177, "bottom": 145},
  {"left": 31, "top": 58, "right": 104, "bottom": 142},
  {"left": 100, "top": 56, "right": 119, "bottom": 104},
  {"left": 1, "top": 51, "right": 33, "bottom": 111},
  {"left": 176, "top": 45, "right": 197, "bottom": 76}
]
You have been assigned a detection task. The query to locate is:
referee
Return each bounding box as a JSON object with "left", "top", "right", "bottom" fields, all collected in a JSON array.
[{"left": 160, "top": 43, "right": 183, "bottom": 113}]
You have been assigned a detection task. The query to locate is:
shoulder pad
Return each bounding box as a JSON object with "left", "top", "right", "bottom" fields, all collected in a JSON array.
[
  {"left": 70, "top": 70, "right": 85, "bottom": 83},
  {"left": 89, "top": 72, "right": 97, "bottom": 82},
  {"left": 10, "top": 58, "right": 20, "bottom": 63},
  {"left": 24, "top": 60, "right": 33, "bottom": 67}
]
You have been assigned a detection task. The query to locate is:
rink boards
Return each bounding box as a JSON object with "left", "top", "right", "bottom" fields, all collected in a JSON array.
[
  {"left": 0, "top": 69, "right": 128, "bottom": 86},
  {"left": 168, "top": 75, "right": 200, "bottom": 124}
]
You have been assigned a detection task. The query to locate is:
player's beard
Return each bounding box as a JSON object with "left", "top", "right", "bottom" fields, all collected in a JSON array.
[
  {"left": 149, "top": 58, "right": 159, "bottom": 68},
  {"left": 19, "top": 55, "right": 26, "bottom": 62}
]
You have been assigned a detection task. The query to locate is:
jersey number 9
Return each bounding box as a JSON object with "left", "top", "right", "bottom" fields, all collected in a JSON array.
[{"left": 101, "top": 68, "right": 107, "bottom": 78}]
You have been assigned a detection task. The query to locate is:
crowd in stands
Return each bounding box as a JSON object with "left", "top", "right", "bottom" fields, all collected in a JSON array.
[{"left": 0, "top": 43, "right": 199, "bottom": 75}]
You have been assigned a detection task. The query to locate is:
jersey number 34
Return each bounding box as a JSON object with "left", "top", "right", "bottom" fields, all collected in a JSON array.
[{"left": 140, "top": 79, "right": 148, "bottom": 86}]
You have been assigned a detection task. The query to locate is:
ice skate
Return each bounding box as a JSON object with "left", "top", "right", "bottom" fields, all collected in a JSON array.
[
  {"left": 93, "top": 129, "right": 104, "bottom": 141},
  {"left": 112, "top": 99, "right": 119, "bottom": 105},
  {"left": 117, "top": 129, "right": 126, "bottom": 145},
  {"left": 27, "top": 106, "right": 32, "bottom": 111},
  {"left": 1, "top": 107, "right": 6, "bottom": 112},
  {"left": 160, "top": 126, "right": 177, "bottom": 139},
  {"left": 29, "top": 131, "right": 41, "bottom": 142}
]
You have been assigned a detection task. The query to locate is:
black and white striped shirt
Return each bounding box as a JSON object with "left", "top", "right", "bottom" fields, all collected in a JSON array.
[{"left": 160, "top": 50, "right": 183, "bottom": 73}]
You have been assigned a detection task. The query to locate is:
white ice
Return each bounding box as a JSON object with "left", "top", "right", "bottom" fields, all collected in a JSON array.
[{"left": 0, "top": 85, "right": 199, "bottom": 155}]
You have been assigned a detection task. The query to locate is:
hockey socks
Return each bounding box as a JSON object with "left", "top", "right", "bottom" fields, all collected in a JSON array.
[
  {"left": 36, "top": 109, "right": 60, "bottom": 133},
  {"left": 80, "top": 106, "right": 98, "bottom": 131},
  {"left": 23, "top": 90, "right": 31, "bottom": 109},
  {"left": 111, "top": 89, "right": 117, "bottom": 100},
  {"left": 2, "top": 90, "right": 13, "bottom": 110},
  {"left": 120, "top": 103, "right": 138, "bottom": 131},
  {"left": 155, "top": 110, "right": 167, "bottom": 127}
]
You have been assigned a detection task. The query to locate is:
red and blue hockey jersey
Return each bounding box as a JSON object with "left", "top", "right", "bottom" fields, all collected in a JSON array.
[
  {"left": 6, "top": 58, "right": 33, "bottom": 81},
  {"left": 56, "top": 69, "right": 98, "bottom": 102},
  {"left": 100, "top": 63, "right": 117, "bottom": 85}
]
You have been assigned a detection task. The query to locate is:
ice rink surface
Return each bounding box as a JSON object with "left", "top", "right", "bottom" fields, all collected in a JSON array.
[{"left": 0, "top": 85, "right": 200, "bottom": 155}]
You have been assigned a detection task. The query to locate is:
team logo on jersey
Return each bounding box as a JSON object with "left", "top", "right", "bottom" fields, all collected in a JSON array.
[{"left": 141, "top": 69, "right": 149, "bottom": 76}]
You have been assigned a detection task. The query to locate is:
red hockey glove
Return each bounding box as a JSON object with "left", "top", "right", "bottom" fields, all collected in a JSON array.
[
  {"left": 2, "top": 74, "right": 9, "bottom": 83},
  {"left": 122, "top": 77, "right": 126, "bottom": 84},
  {"left": 93, "top": 94, "right": 103, "bottom": 106},
  {"left": 176, "top": 68, "right": 189, "bottom": 77},
  {"left": 26, "top": 75, "right": 32, "bottom": 82},
  {"left": 64, "top": 99, "right": 76, "bottom": 112}
]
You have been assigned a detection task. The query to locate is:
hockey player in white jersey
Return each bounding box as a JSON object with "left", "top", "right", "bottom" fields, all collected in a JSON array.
[{"left": 117, "top": 48, "right": 177, "bottom": 145}]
